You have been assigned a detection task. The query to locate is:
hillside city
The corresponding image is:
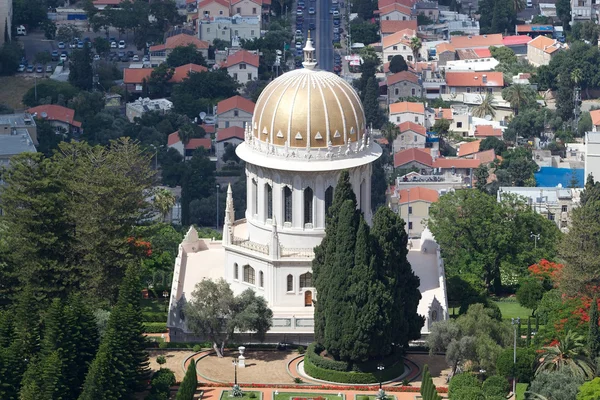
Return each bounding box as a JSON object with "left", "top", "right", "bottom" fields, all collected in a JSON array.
[{"left": 2, "top": 0, "right": 600, "bottom": 399}]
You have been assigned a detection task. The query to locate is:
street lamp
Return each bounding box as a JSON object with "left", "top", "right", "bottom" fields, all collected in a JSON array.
[
  {"left": 530, "top": 232, "right": 540, "bottom": 249},
  {"left": 216, "top": 184, "right": 221, "bottom": 231},
  {"left": 377, "top": 363, "right": 385, "bottom": 390},
  {"left": 163, "top": 290, "right": 169, "bottom": 313},
  {"left": 511, "top": 317, "right": 520, "bottom": 396},
  {"left": 232, "top": 359, "right": 238, "bottom": 386}
]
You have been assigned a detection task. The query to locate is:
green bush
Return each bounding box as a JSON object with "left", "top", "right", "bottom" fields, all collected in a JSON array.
[
  {"left": 306, "top": 343, "right": 350, "bottom": 372},
  {"left": 143, "top": 312, "right": 168, "bottom": 322},
  {"left": 176, "top": 359, "right": 197, "bottom": 400},
  {"left": 297, "top": 345, "right": 305, "bottom": 354},
  {"left": 159, "top": 341, "right": 169, "bottom": 349},
  {"left": 451, "top": 386, "right": 484, "bottom": 400},
  {"left": 294, "top": 377, "right": 303, "bottom": 383},
  {"left": 193, "top": 345, "right": 202, "bottom": 352},
  {"left": 482, "top": 375, "right": 510, "bottom": 398},
  {"left": 449, "top": 373, "right": 481, "bottom": 397},
  {"left": 303, "top": 353, "right": 404, "bottom": 384},
  {"left": 249, "top": 393, "right": 257, "bottom": 398},
  {"left": 143, "top": 322, "right": 168, "bottom": 333},
  {"left": 148, "top": 368, "right": 175, "bottom": 400},
  {"left": 496, "top": 347, "right": 536, "bottom": 383}
]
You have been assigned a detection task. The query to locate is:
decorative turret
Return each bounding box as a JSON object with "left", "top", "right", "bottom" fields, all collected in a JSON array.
[
  {"left": 270, "top": 216, "right": 280, "bottom": 259},
  {"left": 223, "top": 183, "right": 235, "bottom": 246},
  {"left": 302, "top": 31, "right": 317, "bottom": 70}
]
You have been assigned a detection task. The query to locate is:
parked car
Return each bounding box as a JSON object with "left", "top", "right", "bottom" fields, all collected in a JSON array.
[
  {"left": 295, "top": 42, "right": 302, "bottom": 49},
  {"left": 51, "top": 50, "right": 59, "bottom": 60},
  {"left": 132, "top": 55, "right": 140, "bottom": 61},
  {"left": 46, "top": 65, "right": 53, "bottom": 73},
  {"left": 127, "top": 50, "right": 134, "bottom": 57},
  {"left": 308, "top": 7, "right": 315, "bottom": 14},
  {"left": 142, "top": 55, "right": 149, "bottom": 62},
  {"left": 330, "top": 7, "right": 336, "bottom": 13},
  {"left": 57, "top": 41, "right": 65, "bottom": 49},
  {"left": 93, "top": 54, "right": 100, "bottom": 61},
  {"left": 110, "top": 41, "right": 117, "bottom": 48},
  {"left": 118, "top": 40, "right": 126, "bottom": 49},
  {"left": 69, "top": 41, "right": 77, "bottom": 49},
  {"left": 333, "top": 18, "right": 340, "bottom": 26},
  {"left": 77, "top": 41, "right": 84, "bottom": 49},
  {"left": 298, "top": 0, "right": 305, "bottom": 6},
  {"left": 60, "top": 54, "right": 68, "bottom": 62},
  {"left": 333, "top": 9, "right": 340, "bottom": 16},
  {"left": 36, "top": 65, "right": 43, "bottom": 73},
  {"left": 26, "top": 65, "right": 34, "bottom": 73},
  {"left": 18, "top": 64, "right": 26, "bottom": 72},
  {"left": 309, "top": 22, "right": 316, "bottom": 30}
]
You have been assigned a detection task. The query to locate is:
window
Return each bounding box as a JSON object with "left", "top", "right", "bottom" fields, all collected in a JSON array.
[
  {"left": 287, "top": 274, "right": 293, "bottom": 291},
  {"left": 562, "top": 205, "right": 568, "bottom": 212},
  {"left": 386, "top": 16, "right": 390, "bottom": 20},
  {"left": 207, "top": 28, "right": 210, "bottom": 33},
  {"left": 393, "top": 46, "right": 398, "bottom": 50},
  {"left": 233, "top": 73, "right": 238, "bottom": 80},
  {"left": 457, "top": 122, "right": 463, "bottom": 128},
  {"left": 219, "top": 10, "right": 223, "bottom": 14},
  {"left": 237, "top": 7, "right": 241, "bottom": 13},
  {"left": 388, "top": 55, "right": 393, "bottom": 61},
  {"left": 234, "top": 30, "right": 239, "bottom": 35},
  {"left": 251, "top": 30, "right": 255, "bottom": 35},
  {"left": 305, "top": 290, "right": 313, "bottom": 306},
  {"left": 325, "top": 186, "right": 334, "bottom": 218},
  {"left": 259, "top": 271, "right": 264, "bottom": 287},
  {"left": 487, "top": 88, "right": 493, "bottom": 93},
  {"left": 284, "top": 186, "right": 292, "bottom": 223},
  {"left": 402, "top": 16, "right": 406, "bottom": 20},
  {"left": 548, "top": 213, "right": 555, "bottom": 221},
  {"left": 408, "top": 206, "right": 413, "bottom": 214},
  {"left": 407, "top": 55, "right": 413, "bottom": 61},
  {"left": 243, "top": 265, "right": 255, "bottom": 284},
  {"left": 248, "top": 73, "right": 252, "bottom": 80},
  {"left": 403, "top": 46, "right": 406, "bottom": 50},
  {"left": 403, "top": 82, "right": 407, "bottom": 86},
  {"left": 414, "top": 116, "right": 419, "bottom": 123},
  {"left": 266, "top": 183, "right": 273, "bottom": 219},
  {"left": 300, "top": 272, "right": 313, "bottom": 288},
  {"left": 240, "top": 63, "right": 246, "bottom": 70},
  {"left": 234, "top": 263, "right": 238, "bottom": 280},
  {"left": 395, "top": 88, "right": 399, "bottom": 95},
  {"left": 252, "top": 7, "right": 257, "bottom": 13},
  {"left": 412, "top": 88, "right": 416, "bottom": 95},
  {"left": 466, "top": 87, "right": 471, "bottom": 93},
  {"left": 225, "top": 121, "right": 230, "bottom": 128},
  {"left": 234, "top": 110, "right": 239, "bottom": 117},
  {"left": 396, "top": 116, "right": 400, "bottom": 122},
  {"left": 414, "top": 135, "right": 417, "bottom": 142},
  {"left": 252, "top": 178, "right": 258, "bottom": 215},
  {"left": 408, "top": 221, "right": 413, "bottom": 230},
  {"left": 304, "top": 187, "right": 313, "bottom": 225}
]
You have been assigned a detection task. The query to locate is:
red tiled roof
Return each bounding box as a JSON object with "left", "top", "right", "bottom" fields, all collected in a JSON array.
[
  {"left": 473, "top": 149, "right": 496, "bottom": 164},
  {"left": 379, "top": 3, "right": 412, "bottom": 17},
  {"left": 200, "top": 124, "right": 216, "bottom": 134},
  {"left": 123, "top": 68, "right": 152, "bottom": 84},
  {"left": 445, "top": 71, "right": 504, "bottom": 87},
  {"left": 150, "top": 34, "right": 209, "bottom": 52},
  {"left": 450, "top": 34, "right": 503, "bottom": 49},
  {"left": 503, "top": 35, "right": 533, "bottom": 46},
  {"left": 393, "top": 148, "right": 433, "bottom": 168},
  {"left": 93, "top": 0, "right": 121, "bottom": 5},
  {"left": 198, "top": 0, "right": 230, "bottom": 7},
  {"left": 216, "top": 126, "right": 245, "bottom": 142},
  {"left": 380, "top": 20, "right": 417, "bottom": 34},
  {"left": 458, "top": 140, "right": 481, "bottom": 157},
  {"left": 473, "top": 48, "right": 491, "bottom": 58},
  {"left": 387, "top": 71, "right": 419, "bottom": 86},
  {"left": 397, "top": 186, "right": 439, "bottom": 204},
  {"left": 171, "top": 63, "right": 208, "bottom": 82},
  {"left": 474, "top": 125, "right": 503, "bottom": 137},
  {"left": 186, "top": 138, "right": 212, "bottom": 150},
  {"left": 436, "top": 42, "right": 455, "bottom": 53},
  {"left": 378, "top": 0, "right": 414, "bottom": 8},
  {"left": 232, "top": 0, "right": 262, "bottom": 4},
  {"left": 382, "top": 28, "right": 415, "bottom": 48},
  {"left": 592, "top": 110, "right": 600, "bottom": 126},
  {"left": 433, "top": 108, "right": 453, "bottom": 120},
  {"left": 432, "top": 157, "right": 482, "bottom": 169},
  {"left": 168, "top": 131, "right": 181, "bottom": 146},
  {"left": 27, "top": 105, "right": 81, "bottom": 128},
  {"left": 389, "top": 101, "right": 425, "bottom": 114},
  {"left": 398, "top": 121, "right": 426, "bottom": 136},
  {"left": 528, "top": 35, "right": 561, "bottom": 54},
  {"left": 224, "top": 50, "right": 260, "bottom": 68},
  {"left": 217, "top": 95, "right": 255, "bottom": 115}
]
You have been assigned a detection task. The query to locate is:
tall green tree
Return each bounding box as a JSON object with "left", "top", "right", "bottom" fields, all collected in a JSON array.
[
  {"left": 363, "top": 77, "right": 384, "bottom": 129},
  {"left": 69, "top": 46, "right": 94, "bottom": 91},
  {"left": 420, "top": 364, "right": 442, "bottom": 400},
  {"left": 588, "top": 297, "right": 600, "bottom": 360},
  {"left": 176, "top": 359, "right": 198, "bottom": 400},
  {"left": 502, "top": 84, "right": 537, "bottom": 115},
  {"left": 180, "top": 148, "right": 216, "bottom": 226},
  {"left": 388, "top": 55, "right": 408, "bottom": 73},
  {"left": 166, "top": 44, "right": 208, "bottom": 68},
  {"left": 536, "top": 331, "right": 595, "bottom": 379}
]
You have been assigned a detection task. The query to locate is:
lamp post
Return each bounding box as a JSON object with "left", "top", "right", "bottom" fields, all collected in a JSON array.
[
  {"left": 232, "top": 359, "right": 238, "bottom": 386},
  {"left": 377, "top": 364, "right": 385, "bottom": 390},
  {"left": 530, "top": 232, "right": 540, "bottom": 249},
  {"left": 511, "top": 317, "right": 520, "bottom": 396},
  {"left": 162, "top": 290, "right": 169, "bottom": 313},
  {"left": 216, "top": 183, "right": 221, "bottom": 231}
]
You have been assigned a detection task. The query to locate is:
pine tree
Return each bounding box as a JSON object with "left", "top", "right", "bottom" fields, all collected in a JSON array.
[
  {"left": 20, "top": 351, "right": 63, "bottom": 400},
  {"left": 363, "top": 77, "right": 383, "bottom": 129},
  {"left": 589, "top": 296, "right": 600, "bottom": 360},
  {"left": 13, "top": 285, "right": 41, "bottom": 360},
  {"left": 176, "top": 359, "right": 198, "bottom": 400},
  {"left": 420, "top": 365, "right": 441, "bottom": 400}
]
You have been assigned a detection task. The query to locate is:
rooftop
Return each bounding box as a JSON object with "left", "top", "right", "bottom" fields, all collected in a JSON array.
[
  {"left": 382, "top": 28, "right": 416, "bottom": 48},
  {"left": 436, "top": 42, "right": 455, "bottom": 53},
  {"left": 380, "top": 20, "right": 418, "bottom": 34},
  {"left": 516, "top": 24, "right": 553, "bottom": 33},
  {"left": 27, "top": 104, "right": 81, "bottom": 128},
  {"left": 127, "top": 97, "right": 173, "bottom": 113},
  {"left": 0, "top": 130, "right": 37, "bottom": 157},
  {"left": 396, "top": 186, "right": 440, "bottom": 203},
  {"left": 379, "top": 3, "right": 412, "bottom": 16},
  {"left": 394, "top": 148, "right": 433, "bottom": 168},
  {"left": 503, "top": 35, "right": 533, "bottom": 46},
  {"left": 216, "top": 126, "right": 245, "bottom": 142},
  {"left": 387, "top": 70, "right": 419, "bottom": 86},
  {"left": 217, "top": 95, "right": 256, "bottom": 115},
  {"left": 591, "top": 109, "right": 600, "bottom": 125},
  {"left": 444, "top": 71, "right": 504, "bottom": 87},
  {"left": 458, "top": 140, "right": 481, "bottom": 157},
  {"left": 389, "top": 101, "right": 425, "bottom": 114},
  {"left": 474, "top": 124, "right": 503, "bottom": 137},
  {"left": 0, "top": 113, "right": 36, "bottom": 127},
  {"left": 432, "top": 157, "right": 482, "bottom": 169},
  {"left": 398, "top": 121, "right": 426, "bottom": 135},
  {"left": 223, "top": 49, "right": 260, "bottom": 67},
  {"left": 528, "top": 35, "right": 561, "bottom": 54},
  {"left": 150, "top": 33, "right": 209, "bottom": 52},
  {"left": 450, "top": 34, "right": 503, "bottom": 49}
]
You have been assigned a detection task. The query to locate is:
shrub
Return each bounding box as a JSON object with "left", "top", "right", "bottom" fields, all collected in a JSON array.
[
  {"left": 305, "top": 343, "right": 350, "bottom": 372},
  {"left": 448, "top": 373, "right": 481, "bottom": 397},
  {"left": 297, "top": 345, "right": 305, "bottom": 354},
  {"left": 249, "top": 393, "right": 257, "bottom": 399},
  {"left": 482, "top": 375, "right": 510, "bottom": 398},
  {"left": 496, "top": 347, "right": 536, "bottom": 383},
  {"left": 193, "top": 344, "right": 202, "bottom": 352},
  {"left": 143, "top": 312, "right": 168, "bottom": 322},
  {"left": 143, "top": 322, "right": 168, "bottom": 333},
  {"left": 148, "top": 368, "right": 175, "bottom": 400},
  {"left": 158, "top": 341, "right": 169, "bottom": 349},
  {"left": 450, "top": 386, "right": 484, "bottom": 400},
  {"left": 176, "top": 359, "right": 197, "bottom": 400},
  {"left": 156, "top": 355, "right": 167, "bottom": 365},
  {"left": 303, "top": 354, "right": 404, "bottom": 384},
  {"left": 294, "top": 377, "right": 303, "bottom": 384}
]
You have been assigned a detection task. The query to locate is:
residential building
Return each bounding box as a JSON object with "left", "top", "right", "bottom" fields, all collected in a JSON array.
[
  {"left": 414, "top": 1, "right": 439, "bottom": 22},
  {"left": 380, "top": 20, "right": 417, "bottom": 37},
  {"left": 457, "top": 140, "right": 481, "bottom": 157},
  {"left": 586, "top": 132, "right": 600, "bottom": 182},
  {"left": 378, "top": 0, "right": 415, "bottom": 9},
  {"left": 27, "top": 105, "right": 82, "bottom": 135},
  {"left": 223, "top": 49, "right": 259, "bottom": 84},
  {"left": 0, "top": 131, "right": 37, "bottom": 168},
  {"left": 387, "top": 71, "right": 422, "bottom": 103},
  {"left": 379, "top": 3, "right": 413, "bottom": 21},
  {"left": 393, "top": 121, "right": 427, "bottom": 152},
  {"left": 216, "top": 95, "right": 255, "bottom": 129},
  {"left": 388, "top": 186, "right": 439, "bottom": 237},
  {"left": 198, "top": 0, "right": 230, "bottom": 17},
  {"left": 456, "top": 48, "right": 491, "bottom": 60},
  {"left": 231, "top": 0, "right": 261, "bottom": 16},
  {"left": 436, "top": 43, "right": 456, "bottom": 66},
  {"left": 167, "top": 131, "right": 212, "bottom": 160},
  {"left": 0, "top": 113, "right": 38, "bottom": 145},
  {"left": 591, "top": 110, "right": 600, "bottom": 132},
  {"left": 389, "top": 101, "right": 426, "bottom": 126},
  {"left": 216, "top": 125, "right": 245, "bottom": 163},
  {"left": 446, "top": 20, "right": 480, "bottom": 37},
  {"left": 198, "top": 15, "right": 260, "bottom": 43},
  {"left": 502, "top": 35, "right": 532, "bottom": 55},
  {"left": 149, "top": 34, "right": 210, "bottom": 66},
  {"left": 123, "top": 63, "right": 207, "bottom": 92},
  {"left": 444, "top": 71, "right": 504, "bottom": 95},
  {"left": 527, "top": 35, "right": 563, "bottom": 67},
  {"left": 382, "top": 29, "right": 418, "bottom": 62},
  {"left": 516, "top": 24, "right": 553, "bottom": 37},
  {"left": 444, "top": 57, "right": 499, "bottom": 72},
  {"left": 449, "top": 33, "right": 503, "bottom": 50},
  {"left": 126, "top": 98, "right": 173, "bottom": 122},
  {"left": 571, "top": 0, "right": 598, "bottom": 24},
  {"left": 474, "top": 124, "right": 503, "bottom": 138},
  {"left": 394, "top": 147, "right": 433, "bottom": 172},
  {"left": 432, "top": 157, "right": 481, "bottom": 181},
  {"left": 0, "top": 0, "right": 12, "bottom": 46},
  {"left": 497, "top": 186, "right": 582, "bottom": 231}
]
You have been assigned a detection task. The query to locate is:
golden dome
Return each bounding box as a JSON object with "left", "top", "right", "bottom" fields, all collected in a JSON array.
[{"left": 251, "top": 67, "right": 366, "bottom": 149}]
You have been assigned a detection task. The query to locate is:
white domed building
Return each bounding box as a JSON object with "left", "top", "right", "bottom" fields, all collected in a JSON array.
[{"left": 167, "top": 38, "right": 448, "bottom": 342}]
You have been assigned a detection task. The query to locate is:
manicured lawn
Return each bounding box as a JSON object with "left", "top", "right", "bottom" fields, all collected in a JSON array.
[
  {"left": 493, "top": 300, "right": 533, "bottom": 320},
  {"left": 141, "top": 298, "right": 168, "bottom": 314},
  {"left": 515, "top": 383, "right": 528, "bottom": 400},
  {"left": 273, "top": 393, "right": 345, "bottom": 400},
  {"left": 221, "top": 390, "right": 262, "bottom": 400}
]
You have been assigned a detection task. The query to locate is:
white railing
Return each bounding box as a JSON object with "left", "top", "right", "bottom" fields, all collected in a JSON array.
[
  {"left": 280, "top": 247, "right": 315, "bottom": 258},
  {"left": 231, "top": 236, "right": 269, "bottom": 255}
]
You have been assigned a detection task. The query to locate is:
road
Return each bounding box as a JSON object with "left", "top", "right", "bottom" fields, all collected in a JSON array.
[{"left": 315, "top": 0, "right": 333, "bottom": 72}]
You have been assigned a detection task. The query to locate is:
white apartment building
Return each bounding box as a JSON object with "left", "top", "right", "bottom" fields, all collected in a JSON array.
[{"left": 198, "top": 15, "right": 260, "bottom": 43}]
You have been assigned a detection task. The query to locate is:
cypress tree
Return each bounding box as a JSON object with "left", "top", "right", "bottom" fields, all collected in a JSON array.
[
  {"left": 527, "top": 317, "right": 532, "bottom": 347},
  {"left": 176, "top": 359, "right": 198, "bottom": 400},
  {"left": 589, "top": 296, "right": 600, "bottom": 360},
  {"left": 420, "top": 365, "right": 441, "bottom": 400}
]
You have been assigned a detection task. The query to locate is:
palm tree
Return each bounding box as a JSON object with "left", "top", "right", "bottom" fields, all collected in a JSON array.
[
  {"left": 178, "top": 124, "right": 195, "bottom": 146},
  {"left": 154, "top": 188, "right": 176, "bottom": 222},
  {"left": 409, "top": 37, "right": 422, "bottom": 64},
  {"left": 502, "top": 84, "right": 536, "bottom": 115},
  {"left": 535, "top": 330, "right": 595, "bottom": 380},
  {"left": 471, "top": 92, "right": 497, "bottom": 119},
  {"left": 571, "top": 68, "right": 583, "bottom": 86},
  {"left": 512, "top": 0, "right": 526, "bottom": 12},
  {"left": 381, "top": 121, "right": 400, "bottom": 151}
]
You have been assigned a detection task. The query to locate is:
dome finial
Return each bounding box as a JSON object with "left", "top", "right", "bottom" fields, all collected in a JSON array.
[{"left": 302, "top": 31, "right": 317, "bottom": 70}]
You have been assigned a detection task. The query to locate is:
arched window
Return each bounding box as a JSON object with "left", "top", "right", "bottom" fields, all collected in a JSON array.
[
  {"left": 325, "top": 186, "right": 334, "bottom": 218},
  {"left": 304, "top": 187, "right": 313, "bottom": 225},
  {"left": 304, "top": 290, "right": 313, "bottom": 307},
  {"left": 284, "top": 186, "right": 292, "bottom": 223},
  {"left": 234, "top": 263, "right": 239, "bottom": 280},
  {"left": 252, "top": 179, "right": 258, "bottom": 215},
  {"left": 259, "top": 271, "right": 264, "bottom": 288},
  {"left": 265, "top": 183, "right": 273, "bottom": 220},
  {"left": 287, "top": 274, "right": 293, "bottom": 292},
  {"left": 243, "top": 265, "right": 255, "bottom": 284},
  {"left": 300, "top": 272, "right": 313, "bottom": 288}
]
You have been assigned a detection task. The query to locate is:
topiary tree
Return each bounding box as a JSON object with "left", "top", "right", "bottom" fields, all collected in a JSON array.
[
  {"left": 176, "top": 359, "right": 197, "bottom": 400},
  {"left": 482, "top": 375, "right": 510, "bottom": 398},
  {"left": 420, "top": 365, "right": 442, "bottom": 400},
  {"left": 449, "top": 373, "right": 481, "bottom": 397}
]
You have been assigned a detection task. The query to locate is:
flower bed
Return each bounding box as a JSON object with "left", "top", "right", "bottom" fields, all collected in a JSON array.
[{"left": 197, "top": 383, "right": 447, "bottom": 394}]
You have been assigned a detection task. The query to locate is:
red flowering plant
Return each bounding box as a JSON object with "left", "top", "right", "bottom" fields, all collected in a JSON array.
[
  {"left": 127, "top": 236, "right": 153, "bottom": 258},
  {"left": 528, "top": 259, "right": 563, "bottom": 289}
]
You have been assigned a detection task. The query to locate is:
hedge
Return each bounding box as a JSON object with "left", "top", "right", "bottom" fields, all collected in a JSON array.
[
  {"left": 143, "top": 322, "right": 168, "bottom": 333},
  {"left": 305, "top": 343, "right": 402, "bottom": 373},
  {"left": 303, "top": 352, "right": 405, "bottom": 384},
  {"left": 143, "top": 312, "right": 168, "bottom": 322}
]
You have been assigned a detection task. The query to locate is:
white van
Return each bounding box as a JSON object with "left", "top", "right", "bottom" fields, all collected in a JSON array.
[
  {"left": 526, "top": 0, "right": 533, "bottom": 7},
  {"left": 16, "top": 25, "right": 27, "bottom": 35}
]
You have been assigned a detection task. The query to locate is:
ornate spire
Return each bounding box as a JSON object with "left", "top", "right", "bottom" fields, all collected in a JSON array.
[
  {"left": 302, "top": 30, "right": 317, "bottom": 70},
  {"left": 226, "top": 183, "right": 234, "bottom": 226},
  {"left": 270, "top": 216, "right": 280, "bottom": 259}
]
